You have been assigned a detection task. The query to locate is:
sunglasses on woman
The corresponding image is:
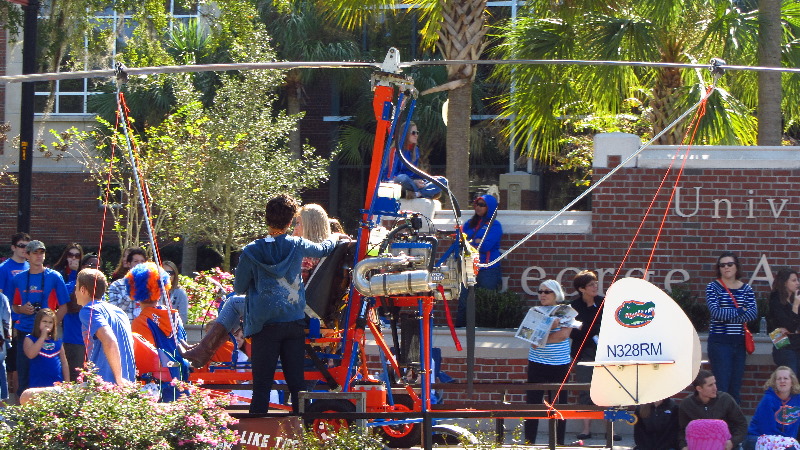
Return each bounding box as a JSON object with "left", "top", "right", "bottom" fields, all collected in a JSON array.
[
  {"left": 538, "top": 290, "right": 554, "bottom": 295},
  {"left": 718, "top": 262, "right": 736, "bottom": 268}
]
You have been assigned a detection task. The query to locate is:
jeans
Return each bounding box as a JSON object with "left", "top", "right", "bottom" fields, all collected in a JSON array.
[
  {"left": 707, "top": 334, "right": 746, "bottom": 403},
  {"left": 456, "top": 266, "right": 502, "bottom": 327},
  {"left": 249, "top": 321, "right": 306, "bottom": 414},
  {"left": 393, "top": 174, "right": 447, "bottom": 199},
  {"left": 0, "top": 344, "right": 7, "bottom": 400},
  {"left": 772, "top": 346, "right": 800, "bottom": 377},
  {"left": 525, "top": 361, "right": 569, "bottom": 445},
  {"left": 217, "top": 295, "right": 245, "bottom": 332},
  {"left": 14, "top": 334, "right": 30, "bottom": 394}
]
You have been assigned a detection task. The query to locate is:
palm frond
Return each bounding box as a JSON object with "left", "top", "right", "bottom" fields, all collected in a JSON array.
[{"left": 336, "top": 125, "right": 377, "bottom": 165}]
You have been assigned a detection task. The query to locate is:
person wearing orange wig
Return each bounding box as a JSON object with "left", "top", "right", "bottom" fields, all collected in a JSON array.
[{"left": 126, "top": 262, "right": 191, "bottom": 401}]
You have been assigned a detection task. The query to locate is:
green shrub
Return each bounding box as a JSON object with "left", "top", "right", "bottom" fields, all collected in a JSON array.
[
  {"left": 0, "top": 368, "right": 238, "bottom": 449},
  {"left": 669, "top": 284, "right": 709, "bottom": 332},
  {"left": 474, "top": 288, "right": 528, "bottom": 328}
]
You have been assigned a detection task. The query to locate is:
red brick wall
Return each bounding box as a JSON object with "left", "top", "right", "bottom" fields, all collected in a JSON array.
[
  {"left": 0, "top": 172, "right": 117, "bottom": 245},
  {"left": 366, "top": 353, "right": 772, "bottom": 416},
  {"left": 500, "top": 159, "right": 799, "bottom": 299}
]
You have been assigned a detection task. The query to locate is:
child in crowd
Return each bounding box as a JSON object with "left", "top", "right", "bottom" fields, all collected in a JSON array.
[{"left": 24, "top": 308, "right": 68, "bottom": 388}]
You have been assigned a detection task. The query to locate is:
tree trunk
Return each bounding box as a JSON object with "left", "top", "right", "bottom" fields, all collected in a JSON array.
[
  {"left": 757, "top": 0, "right": 783, "bottom": 146},
  {"left": 446, "top": 83, "right": 473, "bottom": 207},
  {"left": 650, "top": 40, "right": 685, "bottom": 145},
  {"left": 286, "top": 70, "right": 303, "bottom": 158},
  {"left": 437, "top": 0, "right": 488, "bottom": 208},
  {"left": 181, "top": 234, "right": 197, "bottom": 276}
]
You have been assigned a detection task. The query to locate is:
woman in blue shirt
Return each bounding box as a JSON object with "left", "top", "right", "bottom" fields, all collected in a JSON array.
[
  {"left": 745, "top": 366, "right": 800, "bottom": 449},
  {"left": 705, "top": 251, "right": 757, "bottom": 403},
  {"left": 456, "top": 194, "right": 503, "bottom": 327}
]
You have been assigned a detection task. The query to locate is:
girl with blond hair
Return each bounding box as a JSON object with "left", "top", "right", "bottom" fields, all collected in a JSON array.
[{"left": 293, "top": 204, "right": 332, "bottom": 282}]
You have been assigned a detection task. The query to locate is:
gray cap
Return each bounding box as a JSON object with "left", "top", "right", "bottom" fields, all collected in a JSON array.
[{"left": 25, "top": 240, "right": 45, "bottom": 252}]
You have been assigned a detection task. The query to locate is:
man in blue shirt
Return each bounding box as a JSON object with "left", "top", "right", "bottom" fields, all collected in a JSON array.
[
  {"left": 76, "top": 268, "right": 136, "bottom": 384},
  {"left": 0, "top": 232, "right": 30, "bottom": 297},
  {"left": 11, "top": 240, "right": 69, "bottom": 394}
]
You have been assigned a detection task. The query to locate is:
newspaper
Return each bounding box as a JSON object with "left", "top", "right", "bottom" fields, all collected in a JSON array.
[
  {"left": 515, "top": 304, "right": 581, "bottom": 347},
  {"left": 770, "top": 328, "right": 791, "bottom": 350}
]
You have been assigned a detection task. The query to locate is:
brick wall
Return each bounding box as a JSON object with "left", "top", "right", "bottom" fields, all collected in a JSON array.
[
  {"left": 0, "top": 172, "right": 117, "bottom": 245},
  {"left": 498, "top": 146, "right": 800, "bottom": 300}
]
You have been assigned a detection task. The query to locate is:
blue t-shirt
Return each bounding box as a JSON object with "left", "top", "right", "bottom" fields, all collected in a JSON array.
[
  {"left": 61, "top": 270, "right": 83, "bottom": 345},
  {"left": 11, "top": 269, "right": 70, "bottom": 333},
  {"left": 80, "top": 300, "right": 136, "bottom": 384},
  {"left": 0, "top": 259, "right": 29, "bottom": 329},
  {"left": 62, "top": 312, "right": 83, "bottom": 345},
  {"left": 26, "top": 335, "right": 63, "bottom": 388}
]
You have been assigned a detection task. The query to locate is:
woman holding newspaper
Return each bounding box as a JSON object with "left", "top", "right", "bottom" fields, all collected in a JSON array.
[{"left": 523, "top": 279, "right": 581, "bottom": 446}]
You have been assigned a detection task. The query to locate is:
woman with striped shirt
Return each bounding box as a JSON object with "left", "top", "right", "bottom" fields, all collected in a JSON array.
[
  {"left": 706, "top": 251, "right": 758, "bottom": 403},
  {"left": 525, "top": 279, "right": 574, "bottom": 445}
]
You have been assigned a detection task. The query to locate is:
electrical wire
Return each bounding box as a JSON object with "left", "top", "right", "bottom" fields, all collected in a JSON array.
[{"left": 1, "top": 58, "right": 798, "bottom": 84}]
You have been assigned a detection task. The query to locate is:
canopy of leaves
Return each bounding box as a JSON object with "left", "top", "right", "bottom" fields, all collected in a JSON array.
[{"left": 489, "top": 0, "right": 800, "bottom": 160}]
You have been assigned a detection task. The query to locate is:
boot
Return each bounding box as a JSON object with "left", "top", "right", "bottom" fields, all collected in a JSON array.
[{"left": 183, "top": 321, "right": 230, "bottom": 368}]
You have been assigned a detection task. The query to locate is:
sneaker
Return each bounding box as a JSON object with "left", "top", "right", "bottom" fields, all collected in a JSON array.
[{"left": 569, "top": 440, "right": 585, "bottom": 447}]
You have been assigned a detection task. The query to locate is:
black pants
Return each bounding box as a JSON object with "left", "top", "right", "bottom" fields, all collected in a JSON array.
[
  {"left": 63, "top": 343, "right": 86, "bottom": 383},
  {"left": 525, "top": 360, "right": 569, "bottom": 445},
  {"left": 249, "top": 321, "right": 306, "bottom": 414}
]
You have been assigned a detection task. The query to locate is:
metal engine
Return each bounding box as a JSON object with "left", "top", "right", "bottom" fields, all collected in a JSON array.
[{"left": 353, "top": 215, "right": 478, "bottom": 300}]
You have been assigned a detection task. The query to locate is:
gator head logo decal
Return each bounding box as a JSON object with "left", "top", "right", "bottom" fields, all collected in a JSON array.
[
  {"left": 615, "top": 300, "right": 655, "bottom": 328},
  {"left": 776, "top": 405, "right": 800, "bottom": 425}
]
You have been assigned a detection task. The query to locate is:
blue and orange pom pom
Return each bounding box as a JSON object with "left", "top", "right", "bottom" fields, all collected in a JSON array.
[{"left": 125, "top": 261, "right": 171, "bottom": 304}]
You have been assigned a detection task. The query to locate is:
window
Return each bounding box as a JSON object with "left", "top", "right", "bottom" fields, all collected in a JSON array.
[{"left": 34, "top": 1, "right": 199, "bottom": 116}]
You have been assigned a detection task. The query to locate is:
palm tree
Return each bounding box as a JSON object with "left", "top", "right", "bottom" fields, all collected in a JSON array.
[
  {"left": 256, "top": 0, "right": 363, "bottom": 158},
  {"left": 756, "top": 0, "right": 782, "bottom": 145},
  {"left": 320, "top": 0, "right": 490, "bottom": 206},
  {"left": 493, "top": 0, "right": 800, "bottom": 161}
]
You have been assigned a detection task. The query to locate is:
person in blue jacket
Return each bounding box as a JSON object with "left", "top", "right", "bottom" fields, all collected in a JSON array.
[
  {"left": 745, "top": 366, "right": 800, "bottom": 449},
  {"left": 456, "top": 193, "right": 503, "bottom": 327},
  {"left": 234, "top": 194, "right": 338, "bottom": 414},
  {"left": 388, "top": 122, "right": 446, "bottom": 199}
]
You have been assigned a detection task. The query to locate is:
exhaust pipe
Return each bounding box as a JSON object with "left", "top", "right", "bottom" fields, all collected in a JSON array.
[{"left": 353, "top": 255, "right": 434, "bottom": 297}]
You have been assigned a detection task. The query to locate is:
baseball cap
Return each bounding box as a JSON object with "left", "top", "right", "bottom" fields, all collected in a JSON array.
[{"left": 25, "top": 240, "right": 46, "bottom": 252}]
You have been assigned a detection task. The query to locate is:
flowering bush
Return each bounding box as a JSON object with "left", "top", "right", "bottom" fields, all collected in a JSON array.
[
  {"left": 183, "top": 267, "right": 234, "bottom": 325},
  {"left": 0, "top": 369, "right": 239, "bottom": 449},
  {"left": 296, "top": 426, "right": 386, "bottom": 450}
]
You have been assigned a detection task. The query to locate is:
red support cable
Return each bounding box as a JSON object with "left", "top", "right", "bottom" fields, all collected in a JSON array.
[{"left": 548, "top": 87, "right": 714, "bottom": 416}]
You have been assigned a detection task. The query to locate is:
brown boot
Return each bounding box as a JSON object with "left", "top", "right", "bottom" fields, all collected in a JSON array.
[{"left": 183, "top": 321, "right": 230, "bottom": 368}]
